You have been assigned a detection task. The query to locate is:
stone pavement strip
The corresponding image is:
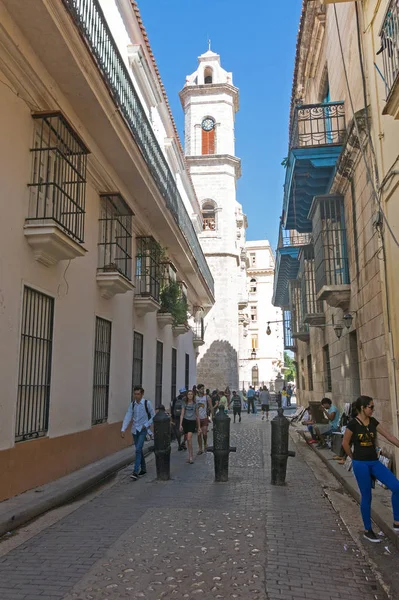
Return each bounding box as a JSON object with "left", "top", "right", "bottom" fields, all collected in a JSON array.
[{"left": 0, "top": 414, "right": 386, "bottom": 600}]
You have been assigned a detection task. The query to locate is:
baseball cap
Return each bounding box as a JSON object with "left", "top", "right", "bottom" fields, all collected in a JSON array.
[{"left": 179, "top": 387, "right": 187, "bottom": 394}]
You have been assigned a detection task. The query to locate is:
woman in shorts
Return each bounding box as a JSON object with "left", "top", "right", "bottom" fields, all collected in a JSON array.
[{"left": 180, "top": 390, "right": 200, "bottom": 464}]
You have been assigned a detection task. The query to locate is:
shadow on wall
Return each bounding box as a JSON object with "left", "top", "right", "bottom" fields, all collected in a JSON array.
[{"left": 197, "top": 340, "right": 238, "bottom": 390}]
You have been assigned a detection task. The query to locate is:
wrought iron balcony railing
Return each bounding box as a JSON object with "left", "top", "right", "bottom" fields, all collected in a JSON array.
[
  {"left": 379, "top": 0, "right": 399, "bottom": 98},
  {"left": 278, "top": 227, "right": 312, "bottom": 249},
  {"left": 290, "top": 102, "right": 346, "bottom": 149},
  {"left": 62, "top": 0, "right": 214, "bottom": 296}
]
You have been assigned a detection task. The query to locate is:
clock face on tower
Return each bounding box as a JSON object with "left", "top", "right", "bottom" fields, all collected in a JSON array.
[{"left": 202, "top": 117, "right": 215, "bottom": 132}]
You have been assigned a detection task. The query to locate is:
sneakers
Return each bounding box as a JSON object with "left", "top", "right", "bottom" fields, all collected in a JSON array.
[
  {"left": 363, "top": 529, "right": 381, "bottom": 543},
  {"left": 130, "top": 472, "right": 139, "bottom": 481},
  {"left": 139, "top": 470, "right": 147, "bottom": 476},
  {"left": 393, "top": 523, "right": 399, "bottom": 532}
]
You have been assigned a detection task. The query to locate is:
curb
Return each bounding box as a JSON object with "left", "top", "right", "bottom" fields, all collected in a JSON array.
[
  {"left": 289, "top": 426, "right": 399, "bottom": 551},
  {"left": 0, "top": 446, "right": 153, "bottom": 538}
]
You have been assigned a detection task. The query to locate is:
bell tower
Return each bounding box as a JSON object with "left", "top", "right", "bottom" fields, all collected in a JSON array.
[{"left": 180, "top": 49, "right": 242, "bottom": 390}]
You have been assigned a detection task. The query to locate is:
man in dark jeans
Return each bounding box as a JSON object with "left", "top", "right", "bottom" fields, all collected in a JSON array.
[
  {"left": 247, "top": 386, "right": 256, "bottom": 414},
  {"left": 171, "top": 388, "right": 187, "bottom": 450}
]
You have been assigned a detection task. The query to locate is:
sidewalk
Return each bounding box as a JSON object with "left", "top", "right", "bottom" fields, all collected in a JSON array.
[
  {"left": 0, "top": 442, "right": 152, "bottom": 538},
  {"left": 290, "top": 422, "right": 399, "bottom": 549}
]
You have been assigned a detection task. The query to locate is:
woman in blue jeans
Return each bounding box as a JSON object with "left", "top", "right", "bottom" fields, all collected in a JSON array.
[{"left": 342, "top": 395, "right": 399, "bottom": 543}]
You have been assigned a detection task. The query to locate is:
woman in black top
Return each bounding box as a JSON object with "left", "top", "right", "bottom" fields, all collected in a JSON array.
[{"left": 342, "top": 395, "right": 399, "bottom": 542}]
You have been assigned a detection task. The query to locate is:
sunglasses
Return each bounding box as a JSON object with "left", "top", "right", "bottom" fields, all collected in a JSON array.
[{"left": 367, "top": 405, "right": 375, "bottom": 411}]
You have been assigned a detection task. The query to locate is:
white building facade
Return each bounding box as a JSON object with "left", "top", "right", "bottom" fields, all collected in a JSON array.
[
  {"left": 239, "top": 241, "right": 284, "bottom": 391},
  {"left": 0, "top": 0, "right": 214, "bottom": 501},
  {"left": 179, "top": 50, "right": 246, "bottom": 391}
]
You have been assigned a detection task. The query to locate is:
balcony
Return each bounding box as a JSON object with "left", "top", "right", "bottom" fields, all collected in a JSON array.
[
  {"left": 298, "top": 245, "right": 325, "bottom": 326},
  {"left": 283, "top": 102, "right": 346, "bottom": 233},
  {"left": 309, "top": 195, "right": 350, "bottom": 311},
  {"left": 61, "top": 0, "right": 214, "bottom": 297},
  {"left": 283, "top": 310, "right": 296, "bottom": 351},
  {"left": 272, "top": 227, "right": 312, "bottom": 308},
  {"left": 192, "top": 319, "right": 205, "bottom": 349},
  {"left": 134, "top": 236, "right": 162, "bottom": 316},
  {"left": 379, "top": 1, "right": 399, "bottom": 118},
  {"left": 289, "top": 280, "right": 310, "bottom": 343}
]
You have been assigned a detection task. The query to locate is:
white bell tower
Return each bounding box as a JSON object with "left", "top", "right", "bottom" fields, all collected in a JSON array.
[{"left": 180, "top": 49, "right": 243, "bottom": 390}]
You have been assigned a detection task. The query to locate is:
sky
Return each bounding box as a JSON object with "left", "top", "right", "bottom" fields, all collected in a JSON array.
[{"left": 139, "top": 0, "right": 303, "bottom": 250}]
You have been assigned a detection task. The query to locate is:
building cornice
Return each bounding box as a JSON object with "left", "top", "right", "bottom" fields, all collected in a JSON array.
[
  {"left": 179, "top": 82, "right": 239, "bottom": 112},
  {"left": 186, "top": 154, "right": 242, "bottom": 179}
]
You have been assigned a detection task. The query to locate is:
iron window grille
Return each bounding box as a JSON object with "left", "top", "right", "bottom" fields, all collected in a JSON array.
[
  {"left": 28, "top": 112, "right": 88, "bottom": 243},
  {"left": 252, "top": 365, "right": 259, "bottom": 387},
  {"left": 135, "top": 236, "right": 162, "bottom": 301},
  {"left": 283, "top": 310, "right": 295, "bottom": 351},
  {"left": 289, "top": 280, "right": 309, "bottom": 337},
  {"left": 278, "top": 225, "right": 312, "bottom": 248},
  {"left": 192, "top": 318, "right": 205, "bottom": 342},
  {"left": 311, "top": 195, "right": 350, "bottom": 293},
  {"left": 323, "top": 345, "right": 332, "bottom": 393},
  {"left": 155, "top": 341, "right": 163, "bottom": 408},
  {"left": 61, "top": 0, "right": 214, "bottom": 296},
  {"left": 15, "top": 287, "right": 54, "bottom": 442},
  {"left": 291, "top": 102, "right": 346, "bottom": 149},
  {"left": 379, "top": 1, "right": 399, "bottom": 99},
  {"left": 185, "top": 353, "right": 190, "bottom": 391},
  {"left": 132, "top": 331, "right": 144, "bottom": 389},
  {"left": 98, "top": 193, "right": 133, "bottom": 280},
  {"left": 298, "top": 245, "right": 323, "bottom": 319},
  {"left": 171, "top": 348, "right": 177, "bottom": 404},
  {"left": 307, "top": 354, "right": 314, "bottom": 392},
  {"left": 92, "top": 317, "right": 112, "bottom": 425}
]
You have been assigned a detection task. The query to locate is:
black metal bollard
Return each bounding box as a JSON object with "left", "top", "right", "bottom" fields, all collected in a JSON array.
[
  {"left": 271, "top": 408, "right": 295, "bottom": 485},
  {"left": 207, "top": 406, "right": 236, "bottom": 482},
  {"left": 153, "top": 406, "right": 171, "bottom": 481}
]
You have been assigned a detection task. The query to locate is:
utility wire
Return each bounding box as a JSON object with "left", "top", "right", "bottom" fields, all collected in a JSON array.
[{"left": 333, "top": 5, "right": 399, "bottom": 249}]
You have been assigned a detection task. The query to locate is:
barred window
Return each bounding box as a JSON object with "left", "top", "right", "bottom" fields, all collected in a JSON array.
[
  {"left": 171, "top": 348, "right": 177, "bottom": 404},
  {"left": 28, "top": 112, "right": 89, "bottom": 243},
  {"left": 132, "top": 331, "right": 144, "bottom": 389},
  {"left": 15, "top": 287, "right": 54, "bottom": 442},
  {"left": 135, "top": 236, "right": 162, "bottom": 301},
  {"left": 92, "top": 317, "right": 112, "bottom": 425},
  {"left": 323, "top": 345, "right": 332, "bottom": 393},
  {"left": 98, "top": 193, "right": 133, "bottom": 280},
  {"left": 307, "top": 354, "right": 313, "bottom": 392}
]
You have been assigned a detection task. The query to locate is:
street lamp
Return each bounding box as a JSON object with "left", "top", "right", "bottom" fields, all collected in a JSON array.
[
  {"left": 266, "top": 323, "right": 272, "bottom": 336},
  {"left": 343, "top": 313, "right": 353, "bottom": 329},
  {"left": 251, "top": 349, "right": 257, "bottom": 360},
  {"left": 334, "top": 323, "right": 344, "bottom": 340}
]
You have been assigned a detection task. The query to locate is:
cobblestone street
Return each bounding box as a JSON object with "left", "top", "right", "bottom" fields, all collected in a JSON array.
[{"left": 0, "top": 413, "right": 389, "bottom": 600}]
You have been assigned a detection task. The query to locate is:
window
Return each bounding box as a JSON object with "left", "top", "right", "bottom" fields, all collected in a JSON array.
[
  {"left": 323, "top": 345, "right": 332, "bottom": 393},
  {"left": 98, "top": 193, "right": 133, "bottom": 279},
  {"left": 301, "top": 359, "right": 306, "bottom": 390},
  {"left": 307, "top": 354, "right": 313, "bottom": 392},
  {"left": 250, "top": 253, "right": 256, "bottom": 267},
  {"left": 92, "top": 317, "right": 112, "bottom": 425},
  {"left": 155, "top": 341, "right": 163, "bottom": 407},
  {"left": 28, "top": 112, "right": 88, "bottom": 243},
  {"left": 201, "top": 117, "right": 215, "bottom": 155},
  {"left": 132, "top": 331, "right": 143, "bottom": 389},
  {"left": 135, "top": 236, "right": 162, "bottom": 300},
  {"left": 250, "top": 305, "right": 257, "bottom": 323},
  {"left": 251, "top": 334, "right": 258, "bottom": 349},
  {"left": 185, "top": 353, "right": 190, "bottom": 390},
  {"left": 204, "top": 66, "right": 213, "bottom": 84},
  {"left": 171, "top": 348, "right": 177, "bottom": 404},
  {"left": 15, "top": 287, "right": 54, "bottom": 442},
  {"left": 202, "top": 201, "right": 216, "bottom": 231},
  {"left": 252, "top": 365, "right": 259, "bottom": 387},
  {"left": 249, "top": 278, "right": 257, "bottom": 294}
]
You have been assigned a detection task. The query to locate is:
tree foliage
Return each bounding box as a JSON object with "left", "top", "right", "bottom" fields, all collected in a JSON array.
[{"left": 284, "top": 352, "right": 296, "bottom": 383}]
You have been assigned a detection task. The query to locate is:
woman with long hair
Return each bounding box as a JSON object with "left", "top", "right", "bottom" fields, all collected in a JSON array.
[
  {"left": 342, "top": 395, "right": 399, "bottom": 542},
  {"left": 180, "top": 389, "right": 200, "bottom": 464}
]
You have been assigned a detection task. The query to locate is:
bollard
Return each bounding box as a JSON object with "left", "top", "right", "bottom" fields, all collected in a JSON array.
[
  {"left": 207, "top": 406, "right": 236, "bottom": 482},
  {"left": 270, "top": 408, "right": 295, "bottom": 486},
  {"left": 153, "top": 406, "right": 171, "bottom": 481}
]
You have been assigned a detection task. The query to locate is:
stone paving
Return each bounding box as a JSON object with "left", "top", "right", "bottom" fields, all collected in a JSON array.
[{"left": 0, "top": 413, "right": 386, "bottom": 599}]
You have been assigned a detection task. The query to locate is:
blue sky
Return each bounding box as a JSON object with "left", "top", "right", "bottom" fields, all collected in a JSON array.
[{"left": 139, "top": 0, "right": 303, "bottom": 249}]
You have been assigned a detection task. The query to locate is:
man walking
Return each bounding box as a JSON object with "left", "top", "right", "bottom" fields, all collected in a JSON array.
[
  {"left": 230, "top": 390, "right": 242, "bottom": 423},
  {"left": 196, "top": 384, "right": 213, "bottom": 454},
  {"left": 247, "top": 386, "right": 256, "bottom": 414},
  {"left": 121, "top": 386, "right": 155, "bottom": 481},
  {"left": 171, "top": 388, "right": 187, "bottom": 451},
  {"left": 260, "top": 386, "right": 271, "bottom": 421}
]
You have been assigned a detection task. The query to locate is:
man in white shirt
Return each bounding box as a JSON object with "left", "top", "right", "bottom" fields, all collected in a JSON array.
[{"left": 121, "top": 386, "right": 155, "bottom": 480}]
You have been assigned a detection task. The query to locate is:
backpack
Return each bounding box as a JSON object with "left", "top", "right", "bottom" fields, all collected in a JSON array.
[{"left": 174, "top": 396, "right": 184, "bottom": 418}]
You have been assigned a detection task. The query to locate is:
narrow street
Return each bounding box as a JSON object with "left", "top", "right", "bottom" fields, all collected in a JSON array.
[{"left": 0, "top": 412, "right": 393, "bottom": 600}]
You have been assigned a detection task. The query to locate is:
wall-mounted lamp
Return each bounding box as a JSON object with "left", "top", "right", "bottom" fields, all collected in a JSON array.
[
  {"left": 266, "top": 323, "right": 272, "bottom": 336},
  {"left": 343, "top": 313, "right": 354, "bottom": 329},
  {"left": 251, "top": 349, "right": 257, "bottom": 360},
  {"left": 334, "top": 323, "right": 344, "bottom": 340}
]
